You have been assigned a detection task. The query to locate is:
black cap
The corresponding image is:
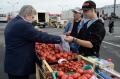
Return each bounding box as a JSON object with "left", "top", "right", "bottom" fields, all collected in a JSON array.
[{"left": 82, "top": 1, "right": 96, "bottom": 10}]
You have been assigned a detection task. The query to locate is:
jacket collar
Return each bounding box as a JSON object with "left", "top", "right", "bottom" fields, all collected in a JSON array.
[
  {"left": 16, "top": 15, "right": 31, "bottom": 23},
  {"left": 16, "top": 15, "right": 23, "bottom": 19}
]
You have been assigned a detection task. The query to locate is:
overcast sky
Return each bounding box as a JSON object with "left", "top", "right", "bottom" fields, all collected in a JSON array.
[{"left": 0, "top": 0, "right": 120, "bottom": 13}]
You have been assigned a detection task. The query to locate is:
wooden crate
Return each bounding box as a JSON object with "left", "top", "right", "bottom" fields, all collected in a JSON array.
[
  {"left": 36, "top": 55, "right": 120, "bottom": 79},
  {"left": 36, "top": 64, "right": 40, "bottom": 79},
  {"left": 36, "top": 56, "right": 99, "bottom": 79},
  {"left": 78, "top": 55, "right": 97, "bottom": 69},
  {"left": 36, "top": 60, "right": 54, "bottom": 79},
  {"left": 78, "top": 55, "right": 114, "bottom": 70},
  {"left": 78, "top": 55, "right": 120, "bottom": 78},
  {"left": 100, "top": 67, "right": 120, "bottom": 79}
]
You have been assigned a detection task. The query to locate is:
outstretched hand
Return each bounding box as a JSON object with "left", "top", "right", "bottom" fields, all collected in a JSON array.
[{"left": 64, "top": 35, "right": 73, "bottom": 42}]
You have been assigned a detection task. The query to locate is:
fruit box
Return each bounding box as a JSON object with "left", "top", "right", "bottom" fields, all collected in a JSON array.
[
  {"left": 35, "top": 55, "right": 120, "bottom": 79},
  {"left": 78, "top": 55, "right": 120, "bottom": 79},
  {"left": 35, "top": 57, "right": 104, "bottom": 79},
  {"left": 97, "top": 67, "right": 120, "bottom": 79},
  {"left": 78, "top": 55, "right": 115, "bottom": 70},
  {"left": 35, "top": 43, "right": 78, "bottom": 64}
]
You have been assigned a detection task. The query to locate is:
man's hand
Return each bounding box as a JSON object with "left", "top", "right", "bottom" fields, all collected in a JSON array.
[
  {"left": 36, "top": 28, "right": 45, "bottom": 32},
  {"left": 64, "top": 36, "right": 74, "bottom": 42},
  {"left": 37, "top": 29, "right": 44, "bottom": 32},
  {"left": 65, "top": 31, "right": 71, "bottom": 36}
]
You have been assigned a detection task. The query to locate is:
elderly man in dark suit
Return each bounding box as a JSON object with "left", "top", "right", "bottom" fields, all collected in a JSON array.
[{"left": 4, "top": 5, "right": 63, "bottom": 79}]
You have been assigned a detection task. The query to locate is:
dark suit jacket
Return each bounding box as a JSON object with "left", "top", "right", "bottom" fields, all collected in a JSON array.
[{"left": 4, "top": 15, "right": 61, "bottom": 76}]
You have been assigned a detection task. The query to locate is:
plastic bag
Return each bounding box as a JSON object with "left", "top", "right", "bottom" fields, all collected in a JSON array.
[
  {"left": 55, "top": 44, "right": 63, "bottom": 52},
  {"left": 60, "top": 36, "right": 70, "bottom": 52},
  {"left": 90, "top": 75, "right": 98, "bottom": 79}
]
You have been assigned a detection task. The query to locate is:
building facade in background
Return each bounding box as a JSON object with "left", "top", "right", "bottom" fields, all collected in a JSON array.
[
  {"left": 62, "top": 4, "right": 120, "bottom": 21},
  {"left": 97, "top": 4, "right": 120, "bottom": 19}
]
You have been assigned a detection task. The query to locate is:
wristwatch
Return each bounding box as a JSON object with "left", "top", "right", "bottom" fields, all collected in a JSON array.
[{"left": 73, "top": 37, "right": 77, "bottom": 43}]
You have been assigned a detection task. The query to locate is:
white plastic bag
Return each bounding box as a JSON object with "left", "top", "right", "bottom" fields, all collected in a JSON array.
[
  {"left": 90, "top": 75, "right": 98, "bottom": 79},
  {"left": 60, "top": 36, "right": 70, "bottom": 52}
]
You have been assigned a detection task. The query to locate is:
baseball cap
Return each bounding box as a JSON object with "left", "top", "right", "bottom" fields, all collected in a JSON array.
[
  {"left": 72, "top": 7, "right": 82, "bottom": 13},
  {"left": 82, "top": 1, "right": 96, "bottom": 10}
]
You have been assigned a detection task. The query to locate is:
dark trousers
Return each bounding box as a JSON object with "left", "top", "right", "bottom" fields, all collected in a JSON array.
[
  {"left": 8, "top": 74, "right": 29, "bottom": 79},
  {"left": 109, "top": 27, "right": 114, "bottom": 33}
]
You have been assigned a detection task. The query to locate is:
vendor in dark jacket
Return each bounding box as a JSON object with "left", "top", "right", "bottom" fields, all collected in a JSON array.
[
  {"left": 64, "top": 1, "right": 106, "bottom": 57},
  {"left": 4, "top": 5, "right": 63, "bottom": 79}
]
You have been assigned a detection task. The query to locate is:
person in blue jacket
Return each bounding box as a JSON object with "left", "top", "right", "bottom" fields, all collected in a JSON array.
[
  {"left": 63, "top": 8, "right": 82, "bottom": 53},
  {"left": 4, "top": 5, "right": 63, "bottom": 79},
  {"left": 63, "top": 8, "right": 82, "bottom": 35}
]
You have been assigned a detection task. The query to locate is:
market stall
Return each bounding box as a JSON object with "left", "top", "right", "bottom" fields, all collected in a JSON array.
[{"left": 35, "top": 43, "right": 120, "bottom": 79}]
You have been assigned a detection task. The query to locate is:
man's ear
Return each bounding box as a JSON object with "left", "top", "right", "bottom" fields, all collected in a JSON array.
[{"left": 93, "top": 9, "right": 96, "bottom": 13}]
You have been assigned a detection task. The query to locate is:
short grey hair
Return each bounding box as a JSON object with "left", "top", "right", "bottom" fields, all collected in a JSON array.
[{"left": 19, "top": 5, "right": 37, "bottom": 17}]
